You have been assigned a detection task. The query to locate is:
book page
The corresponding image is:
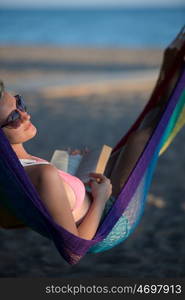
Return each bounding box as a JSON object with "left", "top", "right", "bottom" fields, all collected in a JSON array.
[
  {"left": 75, "top": 145, "right": 112, "bottom": 182},
  {"left": 50, "top": 150, "right": 69, "bottom": 172},
  {"left": 68, "top": 154, "right": 83, "bottom": 175}
]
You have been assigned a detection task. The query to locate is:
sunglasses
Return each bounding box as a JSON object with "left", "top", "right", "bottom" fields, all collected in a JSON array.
[{"left": 1, "top": 94, "right": 27, "bottom": 129}]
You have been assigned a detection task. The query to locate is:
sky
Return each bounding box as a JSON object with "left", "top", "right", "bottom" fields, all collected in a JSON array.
[{"left": 0, "top": 0, "right": 185, "bottom": 8}]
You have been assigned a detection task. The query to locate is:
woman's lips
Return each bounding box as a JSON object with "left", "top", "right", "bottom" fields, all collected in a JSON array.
[{"left": 25, "top": 122, "right": 32, "bottom": 130}]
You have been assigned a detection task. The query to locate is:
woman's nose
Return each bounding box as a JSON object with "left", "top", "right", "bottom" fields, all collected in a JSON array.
[{"left": 18, "top": 110, "right": 31, "bottom": 121}]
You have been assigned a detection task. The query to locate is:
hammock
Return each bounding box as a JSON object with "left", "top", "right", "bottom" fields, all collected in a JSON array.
[{"left": 0, "top": 27, "right": 185, "bottom": 265}]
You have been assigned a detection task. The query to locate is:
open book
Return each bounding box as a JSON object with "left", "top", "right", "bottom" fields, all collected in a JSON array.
[{"left": 50, "top": 144, "right": 112, "bottom": 182}]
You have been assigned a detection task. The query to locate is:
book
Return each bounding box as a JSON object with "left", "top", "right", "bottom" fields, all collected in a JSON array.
[{"left": 50, "top": 144, "right": 112, "bottom": 182}]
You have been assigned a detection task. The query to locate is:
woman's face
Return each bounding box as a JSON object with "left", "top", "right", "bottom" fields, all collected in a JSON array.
[{"left": 0, "top": 91, "right": 37, "bottom": 144}]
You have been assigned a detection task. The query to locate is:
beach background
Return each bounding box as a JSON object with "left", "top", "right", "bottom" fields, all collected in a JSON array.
[{"left": 0, "top": 3, "right": 185, "bottom": 278}]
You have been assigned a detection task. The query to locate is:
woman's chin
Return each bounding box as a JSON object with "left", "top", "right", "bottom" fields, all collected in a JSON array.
[
  {"left": 31, "top": 124, "right": 37, "bottom": 135},
  {"left": 28, "top": 123, "right": 37, "bottom": 137}
]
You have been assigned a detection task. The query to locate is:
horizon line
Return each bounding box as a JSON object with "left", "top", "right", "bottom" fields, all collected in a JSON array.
[{"left": 0, "top": 4, "right": 185, "bottom": 9}]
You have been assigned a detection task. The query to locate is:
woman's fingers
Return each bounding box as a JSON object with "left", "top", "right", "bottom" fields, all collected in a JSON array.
[
  {"left": 63, "top": 146, "right": 90, "bottom": 155},
  {"left": 82, "top": 146, "right": 90, "bottom": 154},
  {"left": 70, "top": 149, "right": 81, "bottom": 155},
  {"left": 89, "top": 172, "right": 110, "bottom": 183}
]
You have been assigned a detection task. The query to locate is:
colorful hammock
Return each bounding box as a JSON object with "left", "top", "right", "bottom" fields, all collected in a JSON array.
[{"left": 0, "top": 27, "right": 185, "bottom": 265}]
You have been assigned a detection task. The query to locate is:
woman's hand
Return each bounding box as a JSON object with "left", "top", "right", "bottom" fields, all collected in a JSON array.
[
  {"left": 88, "top": 173, "right": 112, "bottom": 204},
  {"left": 66, "top": 147, "right": 90, "bottom": 155}
]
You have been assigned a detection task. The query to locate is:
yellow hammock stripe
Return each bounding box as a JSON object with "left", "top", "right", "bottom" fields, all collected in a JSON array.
[{"left": 159, "top": 90, "right": 185, "bottom": 156}]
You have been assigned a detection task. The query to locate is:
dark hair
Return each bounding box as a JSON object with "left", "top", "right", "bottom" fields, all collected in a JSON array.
[{"left": 0, "top": 80, "right": 4, "bottom": 100}]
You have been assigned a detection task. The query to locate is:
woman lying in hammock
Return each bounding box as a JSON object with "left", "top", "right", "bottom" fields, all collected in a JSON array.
[{"left": 0, "top": 81, "right": 166, "bottom": 240}]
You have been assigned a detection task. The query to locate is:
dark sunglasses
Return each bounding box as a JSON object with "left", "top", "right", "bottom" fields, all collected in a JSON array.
[{"left": 1, "top": 94, "right": 27, "bottom": 129}]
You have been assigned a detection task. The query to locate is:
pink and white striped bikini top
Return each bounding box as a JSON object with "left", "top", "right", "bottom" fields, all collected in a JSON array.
[{"left": 19, "top": 156, "right": 86, "bottom": 212}]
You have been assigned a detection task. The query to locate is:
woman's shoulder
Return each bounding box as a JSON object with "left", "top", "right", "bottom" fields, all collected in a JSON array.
[{"left": 24, "top": 163, "right": 59, "bottom": 188}]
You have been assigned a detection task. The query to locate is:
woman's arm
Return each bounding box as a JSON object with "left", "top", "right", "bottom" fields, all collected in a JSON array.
[
  {"left": 25, "top": 165, "right": 112, "bottom": 240},
  {"left": 77, "top": 172, "right": 112, "bottom": 239}
]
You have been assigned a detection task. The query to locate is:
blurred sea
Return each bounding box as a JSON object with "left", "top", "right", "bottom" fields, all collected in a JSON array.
[{"left": 0, "top": 7, "right": 184, "bottom": 48}]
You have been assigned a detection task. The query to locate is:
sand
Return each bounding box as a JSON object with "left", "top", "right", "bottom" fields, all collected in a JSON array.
[{"left": 0, "top": 46, "right": 184, "bottom": 278}]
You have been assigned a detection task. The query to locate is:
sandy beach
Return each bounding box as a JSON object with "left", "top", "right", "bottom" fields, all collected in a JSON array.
[{"left": 0, "top": 46, "right": 185, "bottom": 278}]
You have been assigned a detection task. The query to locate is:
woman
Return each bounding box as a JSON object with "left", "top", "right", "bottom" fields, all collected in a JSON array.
[{"left": 0, "top": 81, "right": 163, "bottom": 240}]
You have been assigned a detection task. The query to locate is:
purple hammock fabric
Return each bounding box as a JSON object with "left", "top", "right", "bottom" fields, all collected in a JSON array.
[{"left": 0, "top": 28, "right": 185, "bottom": 265}]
